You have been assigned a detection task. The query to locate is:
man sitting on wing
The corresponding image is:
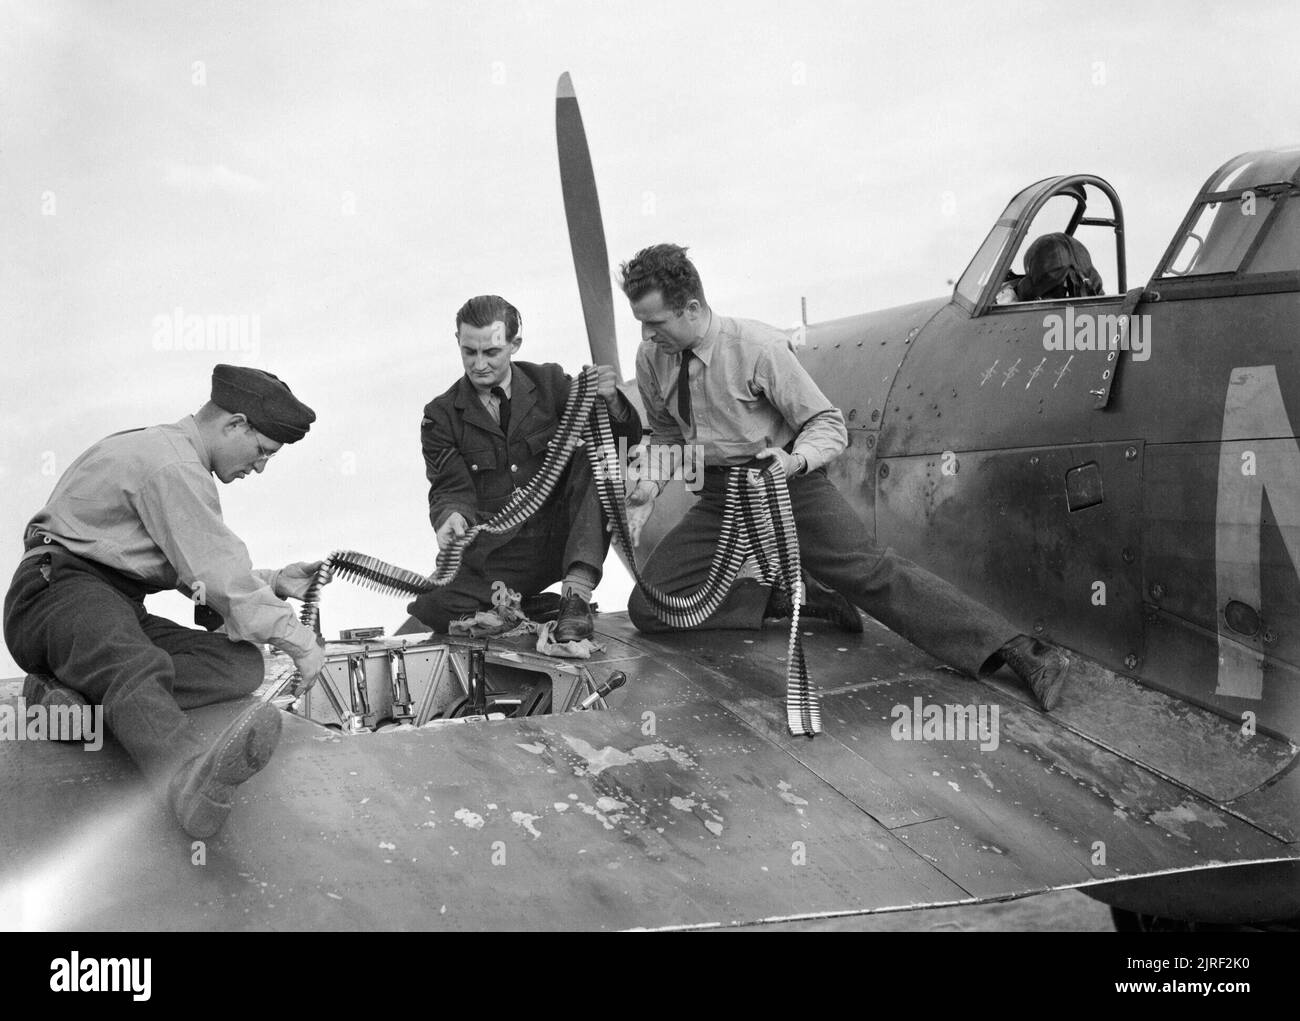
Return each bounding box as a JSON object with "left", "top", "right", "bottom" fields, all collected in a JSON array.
[
  {"left": 617, "top": 244, "right": 1072, "bottom": 712},
  {"left": 3, "top": 365, "right": 326, "bottom": 838},
  {"left": 407, "top": 294, "right": 643, "bottom": 641}
]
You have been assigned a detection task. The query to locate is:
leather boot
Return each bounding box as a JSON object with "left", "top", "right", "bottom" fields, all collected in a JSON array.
[
  {"left": 998, "top": 635, "right": 1071, "bottom": 711},
  {"left": 553, "top": 592, "right": 594, "bottom": 642},
  {"left": 169, "top": 702, "right": 283, "bottom": 839},
  {"left": 23, "top": 672, "right": 89, "bottom": 711}
]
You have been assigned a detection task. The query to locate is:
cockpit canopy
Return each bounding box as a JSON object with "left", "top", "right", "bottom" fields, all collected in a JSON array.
[
  {"left": 953, "top": 175, "right": 1127, "bottom": 315},
  {"left": 953, "top": 149, "right": 1300, "bottom": 315},
  {"left": 1157, "top": 147, "right": 1300, "bottom": 280}
]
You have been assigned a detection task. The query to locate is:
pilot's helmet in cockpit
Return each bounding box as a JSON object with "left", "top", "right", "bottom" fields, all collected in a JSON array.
[{"left": 1014, "top": 232, "right": 1104, "bottom": 301}]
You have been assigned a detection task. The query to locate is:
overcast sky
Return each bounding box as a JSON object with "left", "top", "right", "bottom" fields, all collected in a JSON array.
[{"left": 2, "top": 1, "right": 1298, "bottom": 676}]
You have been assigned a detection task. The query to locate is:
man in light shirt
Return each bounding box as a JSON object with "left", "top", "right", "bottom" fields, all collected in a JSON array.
[
  {"left": 3, "top": 364, "right": 325, "bottom": 837},
  {"left": 618, "top": 244, "right": 1072, "bottom": 712}
]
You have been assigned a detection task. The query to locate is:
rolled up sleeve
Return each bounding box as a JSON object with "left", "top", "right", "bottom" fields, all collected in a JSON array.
[
  {"left": 134, "top": 463, "right": 318, "bottom": 657},
  {"left": 755, "top": 343, "right": 848, "bottom": 472}
]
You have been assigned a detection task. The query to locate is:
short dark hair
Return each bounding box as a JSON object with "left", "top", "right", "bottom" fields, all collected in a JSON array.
[
  {"left": 619, "top": 244, "right": 707, "bottom": 310},
  {"left": 455, "top": 295, "right": 521, "bottom": 341}
]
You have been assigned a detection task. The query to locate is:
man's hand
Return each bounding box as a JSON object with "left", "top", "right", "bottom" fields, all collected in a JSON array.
[
  {"left": 292, "top": 637, "right": 326, "bottom": 695},
  {"left": 274, "top": 560, "right": 323, "bottom": 601},
  {"left": 758, "top": 447, "right": 804, "bottom": 478},
  {"left": 622, "top": 479, "right": 657, "bottom": 547},
  {"left": 435, "top": 511, "right": 469, "bottom": 551},
  {"left": 590, "top": 364, "right": 623, "bottom": 407}
]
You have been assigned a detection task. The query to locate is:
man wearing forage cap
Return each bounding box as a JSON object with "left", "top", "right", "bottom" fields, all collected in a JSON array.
[{"left": 3, "top": 364, "right": 323, "bottom": 838}]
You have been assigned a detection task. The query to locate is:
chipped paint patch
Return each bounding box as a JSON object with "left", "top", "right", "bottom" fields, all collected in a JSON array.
[
  {"left": 948, "top": 781, "right": 961, "bottom": 793},
  {"left": 516, "top": 742, "right": 545, "bottom": 755},
  {"left": 668, "top": 794, "right": 725, "bottom": 835},
  {"left": 595, "top": 796, "right": 627, "bottom": 813},
  {"left": 1150, "top": 800, "right": 1229, "bottom": 841},
  {"left": 454, "top": 808, "right": 485, "bottom": 830},
  {"left": 776, "top": 780, "right": 809, "bottom": 807},
  {"left": 562, "top": 735, "right": 696, "bottom": 776},
  {"left": 553, "top": 802, "right": 569, "bottom": 812},
  {"left": 511, "top": 811, "right": 542, "bottom": 839},
  {"left": 575, "top": 801, "right": 619, "bottom": 830}
]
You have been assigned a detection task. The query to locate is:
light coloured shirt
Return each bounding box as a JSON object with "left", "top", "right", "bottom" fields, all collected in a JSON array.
[
  {"left": 635, "top": 313, "right": 848, "bottom": 471},
  {"left": 472, "top": 364, "right": 632, "bottom": 428},
  {"left": 474, "top": 367, "right": 512, "bottom": 424},
  {"left": 26, "top": 416, "right": 318, "bottom": 658}
]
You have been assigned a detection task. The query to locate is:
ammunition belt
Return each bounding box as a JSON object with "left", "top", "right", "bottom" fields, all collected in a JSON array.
[{"left": 296, "top": 367, "right": 820, "bottom": 736}]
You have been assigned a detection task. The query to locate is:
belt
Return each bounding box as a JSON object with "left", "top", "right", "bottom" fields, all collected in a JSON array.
[
  {"left": 703, "top": 442, "right": 798, "bottom": 478},
  {"left": 19, "top": 533, "right": 151, "bottom": 601},
  {"left": 21, "top": 532, "right": 62, "bottom": 561}
]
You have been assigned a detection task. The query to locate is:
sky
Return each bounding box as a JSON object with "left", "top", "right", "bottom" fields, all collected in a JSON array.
[{"left": 2, "top": 0, "right": 1298, "bottom": 677}]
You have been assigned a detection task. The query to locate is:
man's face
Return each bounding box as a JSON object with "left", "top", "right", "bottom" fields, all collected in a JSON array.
[
  {"left": 458, "top": 321, "right": 520, "bottom": 391},
  {"left": 214, "top": 419, "right": 281, "bottom": 484},
  {"left": 629, "top": 290, "right": 703, "bottom": 355}
]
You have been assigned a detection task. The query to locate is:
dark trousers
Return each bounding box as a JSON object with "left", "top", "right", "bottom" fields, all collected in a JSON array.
[
  {"left": 407, "top": 456, "right": 610, "bottom": 631},
  {"left": 3, "top": 549, "right": 265, "bottom": 786},
  {"left": 628, "top": 468, "right": 1019, "bottom": 677}
]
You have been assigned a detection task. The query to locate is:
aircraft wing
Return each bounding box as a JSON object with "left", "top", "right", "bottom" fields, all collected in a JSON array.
[{"left": 1, "top": 614, "right": 1296, "bottom": 930}]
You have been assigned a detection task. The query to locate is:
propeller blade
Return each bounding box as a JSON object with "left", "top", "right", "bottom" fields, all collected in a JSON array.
[{"left": 556, "top": 71, "right": 620, "bottom": 378}]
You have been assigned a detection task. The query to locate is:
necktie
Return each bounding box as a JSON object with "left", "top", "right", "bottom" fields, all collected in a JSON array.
[
  {"left": 677, "top": 350, "right": 694, "bottom": 425},
  {"left": 491, "top": 386, "right": 511, "bottom": 435}
]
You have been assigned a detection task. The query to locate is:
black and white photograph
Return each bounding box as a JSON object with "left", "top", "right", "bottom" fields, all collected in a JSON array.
[{"left": 1, "top": 0, "right": 1297, "bottom": 961}]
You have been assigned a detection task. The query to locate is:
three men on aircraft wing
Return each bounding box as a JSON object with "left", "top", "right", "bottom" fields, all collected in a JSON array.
[{"left": 4, "top": 258, "right": 1072, "bottom": 841}]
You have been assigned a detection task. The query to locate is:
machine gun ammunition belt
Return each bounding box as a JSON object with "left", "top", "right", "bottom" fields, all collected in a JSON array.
[
  {"left": 585, "top": 392, "right": 820, "bottom": 736},
  {"left": 292, "top": 367, "right": 820, "bottom": 736}
]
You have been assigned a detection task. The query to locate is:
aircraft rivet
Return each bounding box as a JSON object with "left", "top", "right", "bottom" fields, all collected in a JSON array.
[
  {"left": 1122, "top": 547, "right": 1134, "bottom": 563},
  {"left": 879, "top": 463, "right": 890, "bottom": 479},
  {"left": 870, "top": 409, "right": 879, "bottom": 422},
  {"left": 1124, "top": 654, "right": 1139, "bottom": 670},
  {"left": 866, "top": 435, "right": 876, "bottom": 449},
  {"left": 1032, "top": 621, "right": 1044, "bottom": 634},
  {"left": 1263, "top": 629, "right": 1277, "bottom": 645},
  {"left": 1124, "top": 446, "right": 1137, "bottom": 460},
  {"left": 1150, "top": 582, "right": 1165, "bottom": 599},
  {"left": 848, "top": 409, "right": 858, "bottom": 421}
]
